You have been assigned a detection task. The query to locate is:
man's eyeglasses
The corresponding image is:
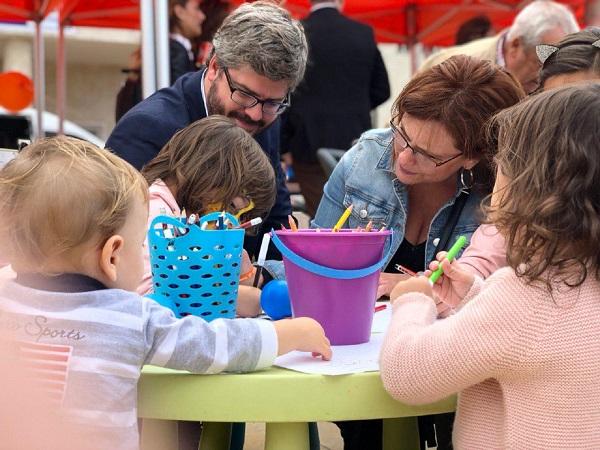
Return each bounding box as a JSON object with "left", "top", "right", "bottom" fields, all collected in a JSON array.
[
  {"left": 223, "top": 67, "right": 290, "bottom": 116},
  {"left": 389, "top": 120, "right": 463, "bottom": 169}
]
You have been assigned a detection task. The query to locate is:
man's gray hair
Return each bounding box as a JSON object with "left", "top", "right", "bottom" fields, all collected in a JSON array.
[
  {"left": 211, "top": 1, "right": 308, "bottom": 90},
  {"left": 507, "top": 0, "right": 580, "bottom": 49}
]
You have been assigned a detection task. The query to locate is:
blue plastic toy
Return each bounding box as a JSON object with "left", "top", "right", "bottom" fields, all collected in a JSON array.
[
  {"left": 260, "top": 280, "right": 292, "bottom": 320},
  {"left": 147, "top": 211, "right": 244, "bottom": 321}
]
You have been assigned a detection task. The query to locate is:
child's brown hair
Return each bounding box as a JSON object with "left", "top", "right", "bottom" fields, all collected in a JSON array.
[
  {"left": 142, "top": 115, "right": 276, "bottom": 224},
  {"left": 0, "top": 137, "right": 148, "bottom": 273},
  {"left": 487, "top": 83, "right": 600, "bottom": 288}
]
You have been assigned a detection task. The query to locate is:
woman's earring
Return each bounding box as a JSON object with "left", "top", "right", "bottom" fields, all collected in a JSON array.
[{"left": 460, "top": 167, "right": 474, "bottom": 192}]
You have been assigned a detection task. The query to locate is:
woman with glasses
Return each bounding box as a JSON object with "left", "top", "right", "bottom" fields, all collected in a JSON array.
[{"left": 312, "top": 54, "right": 524, "bottom": 450}]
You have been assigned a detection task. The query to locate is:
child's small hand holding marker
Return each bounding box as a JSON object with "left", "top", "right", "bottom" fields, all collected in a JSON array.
[
  {"left": 389, "top": 236, "right": 469, "bottom": 307},
  {"left": 426, "top": 238, "right": 476, "bottom": 316},
  {"left": 428, "top": 236, "right": 468, "bottom": 284}
]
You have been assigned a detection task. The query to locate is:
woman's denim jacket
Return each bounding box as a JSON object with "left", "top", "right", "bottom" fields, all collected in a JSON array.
[{"left": 264, "top": 128, "right": 483, "bottom": 280}]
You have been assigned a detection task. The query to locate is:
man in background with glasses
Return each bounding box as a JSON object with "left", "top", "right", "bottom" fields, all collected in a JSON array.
[{"left": 107, "top": 1, "right": 307, "bottom": 259}]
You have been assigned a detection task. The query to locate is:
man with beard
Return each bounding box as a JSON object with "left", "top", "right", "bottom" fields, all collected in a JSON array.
[{"left": 106, "top": 1, "right": 306, "bottom": 258}]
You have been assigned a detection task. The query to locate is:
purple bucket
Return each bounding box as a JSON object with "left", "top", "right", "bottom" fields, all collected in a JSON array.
[{"left": 271, "top": 229, "right": 392, "bottom": 345}]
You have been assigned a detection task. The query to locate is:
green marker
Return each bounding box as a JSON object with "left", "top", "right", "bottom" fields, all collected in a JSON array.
[{"left": 429, "top": 235, "right": 468, "bottom": 285}]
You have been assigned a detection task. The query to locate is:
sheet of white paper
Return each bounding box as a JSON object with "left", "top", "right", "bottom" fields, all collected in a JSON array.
[
  {"left": 371, "top": 304, "right": 392, "bottom": 333},
  {"left": 274, "top": 333, "right": 384, "bottom": 375}
]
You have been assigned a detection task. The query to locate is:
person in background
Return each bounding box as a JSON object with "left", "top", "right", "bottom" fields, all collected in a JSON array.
[
  {"left": 194, "top": 0, "right": 231, "bottom": 66},
  {"left": 281, "top": 0, "right": 390, "bottom": 218},
  {"left": 115, "top": 0, "right": 206, "bottom": 122},
  {"left": 421, "top": 0, "right": 580, "bottom": 93},
  {"left": 107, "top": 1, "right": 307, "bottom": 260},
  {"left": 585, "top": 0, "right": 600, "bottom": 26},
  {"left": 455, "top": 15, "right": 493, "bottom": 45},
  {"left": 382, "top": 84, "right": 600, "bottom": 449},
  {"left": 310, "top": 55, "right": 524, "bottom": 450}
]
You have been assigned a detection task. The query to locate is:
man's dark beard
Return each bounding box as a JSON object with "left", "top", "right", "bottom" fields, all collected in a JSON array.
[{"left": 206, "top": 84, "right": 267, "bottom": 135}]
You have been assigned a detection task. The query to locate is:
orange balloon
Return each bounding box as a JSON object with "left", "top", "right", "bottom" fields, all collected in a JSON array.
[{"left": 0, "top": 71, "right": 34, "bottom": 112}]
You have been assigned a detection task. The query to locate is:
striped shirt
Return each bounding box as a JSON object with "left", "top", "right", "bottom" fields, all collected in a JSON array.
[{"left": 0, "top": 275, "right": 277, "bottom": 449}]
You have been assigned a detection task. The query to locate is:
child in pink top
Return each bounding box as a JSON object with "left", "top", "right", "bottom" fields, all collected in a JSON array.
[
  {"left": 380, "top": 84, "right": 600, "bottom": 449},
  {"left": 138, "top": 116, "right": 277, "bottom": 317},
  {"left": 436, "top": 28, "right": 600, "bottom": 315}
]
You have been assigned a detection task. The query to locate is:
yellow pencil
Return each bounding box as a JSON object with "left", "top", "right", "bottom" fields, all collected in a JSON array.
[
  {"left": 332, "top": 205, "right": 353, "bottom": 232},
  {"left": 365, "top": 220, "right": 373, "bottom": 232}
]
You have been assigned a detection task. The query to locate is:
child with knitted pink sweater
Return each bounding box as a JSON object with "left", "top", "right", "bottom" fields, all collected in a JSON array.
[{"left": 380, "top": 84, "right": 600, "bottom": 449}]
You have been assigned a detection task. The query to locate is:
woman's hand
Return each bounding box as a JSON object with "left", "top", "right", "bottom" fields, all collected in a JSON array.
[
  {"left": 389, "top": 276, "right": 433, "bottom": 304},
  {"left": 425, "top": 252, "right": 475, "bottom": 314},
  {"left": 377, "top": 272, "right": 411, "bottom": 299}
]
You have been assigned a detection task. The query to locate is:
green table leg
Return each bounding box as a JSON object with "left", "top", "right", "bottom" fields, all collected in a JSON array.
[
  {"left": 139, "top": 419, "right": 178, "bottom": 450},
  {"left": 265, "top": 422, "right": 309, "bottom": 450},
  {"left": 383, "top": 417, "right": 420, "bottom": 450},
  {"left": 199, "top": 422, "right": 232, "bottom": 450}
]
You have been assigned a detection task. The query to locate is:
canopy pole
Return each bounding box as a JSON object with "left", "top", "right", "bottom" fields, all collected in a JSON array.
[
  {"left": 406, "top": 4, "right": 418, "bottom": 74},
  {"left": 155, "top": 0, "right": 170, "bottom": 89},
  {"left": 141, "top": 0, "right": 156, "bottom": 99},
  {"left": 33, "top": 19, "right": 45, "bottom": 140},
  {"left": 57, "top": 20, "right": 66, "bottom": 135}
]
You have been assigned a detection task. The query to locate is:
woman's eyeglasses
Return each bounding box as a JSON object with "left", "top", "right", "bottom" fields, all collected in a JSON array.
[{"left": 389, "top": 120, "right": 463, "bottom": 169}]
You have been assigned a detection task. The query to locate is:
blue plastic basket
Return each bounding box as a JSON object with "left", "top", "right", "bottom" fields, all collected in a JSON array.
[{"left": 147, "top": 211, "right": 244, "bottom": 321}]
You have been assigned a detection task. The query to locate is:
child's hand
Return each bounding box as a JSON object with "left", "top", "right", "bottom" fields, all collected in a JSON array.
[
  {"left": 389, "top": 276, "right": 432, "bottom": 304},
  {"left": 239, "top": 250, "right": 255, "bottom": 286},
  {"left": 377, "top": 272, "right": 411, "bottom": 299},
  {"left": 241, "top": 250, "right": 253, "bottom": 274},
  {"left": 236, "top": 285, "right": 261, "bottom": 317},
  {"left": 273, "top": 317, "right": 332, "bottom": 360},
  {"left": 425, "top": 252, "right": 475, "bottom": 313}
]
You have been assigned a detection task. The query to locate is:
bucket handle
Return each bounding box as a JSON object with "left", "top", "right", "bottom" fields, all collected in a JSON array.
[{"left": 270, "top": 230, "right": 394, "bottom": 280}]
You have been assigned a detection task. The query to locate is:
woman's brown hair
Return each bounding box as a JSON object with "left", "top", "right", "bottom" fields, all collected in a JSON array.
[
  {"left": 392, "top": 55, "right": 525, "bottom": 193},
  {"left": 169, "top": 0, "right": 192, "bottom": 33},
  {"left": 142, "top": 115, "right": 276, "bottom": 226},
  {"left": 488, "top": 83, "right": 600, "bottom": 289}
]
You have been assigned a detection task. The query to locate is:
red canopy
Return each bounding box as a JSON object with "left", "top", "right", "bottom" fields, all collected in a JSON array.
[
  {"left": 0, "top": 0, "right": 59, "bottom": 23},
  {"left": 0, "top": 0, "right": 588, "bottom": 46},
  {"left": 58, "top": 0, "right": 139, "bottom": 28},
  {"left": 262, "top": 0, "right": 587, "bottom": 46}
]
